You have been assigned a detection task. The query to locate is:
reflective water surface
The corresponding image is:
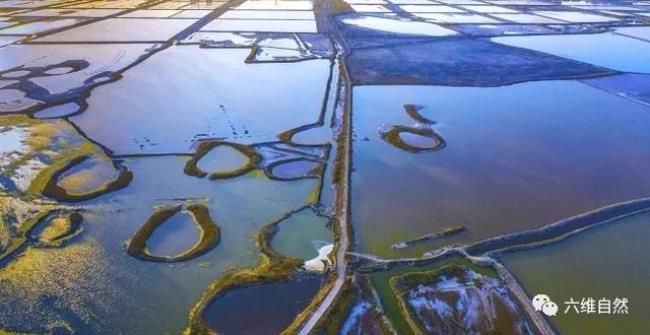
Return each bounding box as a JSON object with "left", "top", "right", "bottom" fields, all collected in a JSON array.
[{"left": 2, "top": 0, "right": 650, "bottom": 333}]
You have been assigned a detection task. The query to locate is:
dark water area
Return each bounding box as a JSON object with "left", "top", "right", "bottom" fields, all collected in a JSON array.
[{"left": 204, "top": 276, "right": 322, "bottom": 335}]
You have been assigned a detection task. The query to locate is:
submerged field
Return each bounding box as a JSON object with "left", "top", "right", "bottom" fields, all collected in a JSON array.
[{"left": 1, "top": 0, "right": 650, "bottom": 334}]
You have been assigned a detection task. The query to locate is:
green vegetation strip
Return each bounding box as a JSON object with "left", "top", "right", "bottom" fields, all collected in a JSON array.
[
  {"left": 380, "top": 125, "right": 446, "bottom": 153},
  {"left": 403, "top": 104, "right": 435, "bottom": 124}
]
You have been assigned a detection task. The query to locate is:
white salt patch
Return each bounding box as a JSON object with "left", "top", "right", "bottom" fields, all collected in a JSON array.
[
  {"left": 532, "top": 10, "right": 619, "bottom": 22},
  {"left": 220, "top": 10, "right": 315, "bottom": 20},
  {"left": 399, "top": 4, "right": 465, "bottom": 13},
  {"left": 489, "top": 13, "right": 563, "bottom": 23},
  {"left": 419, "top": 12, "right": 501, "bottom": 23},
  {"left": 460, "top": 5, "right": 519, "bottom": 13},
  {"left": 235, "top": 0, "right": 313, "bottom": 10},
  {"left": 202, "top": 19, "right": 317, "bottom": 33},
  {"left": 0, "top": 126, "right": 27, "bottom": 167},
  {"left": 340, "top": 301, "right": 372, "bottom": 334},
  {"left": 351, "top": 4, "right": 390, "bottom": 12},
  {"left": 341, "top": 15, "right": 458, "bottom": 36}
]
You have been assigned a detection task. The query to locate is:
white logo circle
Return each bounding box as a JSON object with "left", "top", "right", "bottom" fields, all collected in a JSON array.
[{"left": 532, "top": 294, "right": 551, "bottom": 311}]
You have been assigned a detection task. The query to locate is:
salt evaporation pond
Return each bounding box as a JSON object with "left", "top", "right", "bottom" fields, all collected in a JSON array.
[
  {"left": 71, "top": 46, "right": 331, "bottom": 155},
  {"left": 493, "top": 32, "right": 650, "bottom": 74},
  {"left": 34, "top": 18, "right": 198, "bottom": 43},
  {"left": 340, "top": 14, "right": 458, "bottom": 36},
  {"left": 3, "top": 0, "right": 650, "bottom": 333},
  {"left": 352, "top": 81, "right": 650, "bottom": 257}
]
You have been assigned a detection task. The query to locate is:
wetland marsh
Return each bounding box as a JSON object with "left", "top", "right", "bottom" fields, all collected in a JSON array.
[{"left": 1, "top": 0, "right": 650, "bottom": 334}]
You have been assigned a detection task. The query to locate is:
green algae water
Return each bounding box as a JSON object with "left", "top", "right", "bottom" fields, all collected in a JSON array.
[{"left": 501, "top": 210, "right": 650, "bottom": 335}]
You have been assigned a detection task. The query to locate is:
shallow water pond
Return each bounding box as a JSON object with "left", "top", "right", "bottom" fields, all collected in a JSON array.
[
  {"left": 71, "top": 46, "right": 332, "bottom": 155},
  {"left": 204, "top": 276, "right": 322, "bottom": 334},
  {"left": 196, "top": 143, "right": 252, "bottom": 174},
  {"left": 271, "top": 207, "right": 331, "bottom": 260},
  {"left": 34, "top": 18, "right": 198, "bottom": 42},
  {"left": 56, "top": 156, "right": 120, "bottom": 196},
  {"left": 352, "top": 81, "right": 650, "bottom": 257},
  {"left": 144, "top": 209, "right": 202, "bottom": 257},
  {"left": 493, "top": 32, "right": 650, "bottom": 74}
]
